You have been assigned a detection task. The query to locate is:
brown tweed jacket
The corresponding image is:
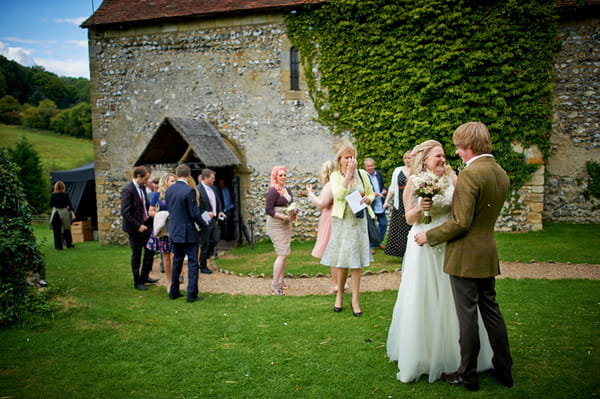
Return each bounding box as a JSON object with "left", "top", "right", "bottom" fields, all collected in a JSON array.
[{"left": 426, "top": 156, "right": 510, "bottom": 278}]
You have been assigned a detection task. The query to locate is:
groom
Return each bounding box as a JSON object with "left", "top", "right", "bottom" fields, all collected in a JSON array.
[{"left": 415, "top": 122, "right": 513, "bottom": 391}]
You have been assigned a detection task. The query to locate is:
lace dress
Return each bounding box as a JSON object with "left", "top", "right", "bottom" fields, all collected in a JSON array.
[{"left": 386, "top": 176, "right": 493, "bottom": 382}]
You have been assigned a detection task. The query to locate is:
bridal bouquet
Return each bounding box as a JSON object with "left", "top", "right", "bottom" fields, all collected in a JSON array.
[{"left": 411, "top": 171, "right": 448, "bottom": 224}]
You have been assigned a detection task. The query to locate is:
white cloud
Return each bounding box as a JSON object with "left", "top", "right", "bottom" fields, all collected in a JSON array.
[
  {"left": 66, "top": 40, "right": 88, "bottom": 48},
  {"left": 55, "top": 17, "right": 86, "bottom": 26},
  {"left": 3, "top": 36, "right": 55, "bottom": 46},
  {"left": 34, "top": 57, "right": 89, "bottom": 79},
  {"left": 0, "top": 41, "right": 37, "bottom": 66}
]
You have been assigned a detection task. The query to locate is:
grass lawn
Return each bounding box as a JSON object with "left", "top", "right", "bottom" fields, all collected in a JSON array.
[{"left": 0, "top": 224, "right": 597, "bottom": 398}]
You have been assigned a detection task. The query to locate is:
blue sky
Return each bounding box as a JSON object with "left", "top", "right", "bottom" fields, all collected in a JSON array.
[{"left": 0, "top": 0, "right": 100, "bottom": 79}]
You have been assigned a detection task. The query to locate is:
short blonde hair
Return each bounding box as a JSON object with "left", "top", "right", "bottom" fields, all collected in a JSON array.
[
  {"left": 453, "top": 122, "right": 492, "bottom": 155},
  {"left": 334, "top": 137, "right": 357, "bottom": 171}
]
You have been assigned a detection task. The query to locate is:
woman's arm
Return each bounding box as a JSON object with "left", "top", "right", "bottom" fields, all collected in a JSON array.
[{"left": 307, "top": 182, "right": 333, "bottom": 209}]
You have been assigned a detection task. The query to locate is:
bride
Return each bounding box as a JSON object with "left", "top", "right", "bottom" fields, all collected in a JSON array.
[{"left": 386, "top": 140, "right": 493, "bottom": 383}]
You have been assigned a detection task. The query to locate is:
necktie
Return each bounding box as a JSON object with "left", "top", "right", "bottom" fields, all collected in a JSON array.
[
  {"left": 139, "top": 185, "right": 148, "bottom": 221},
  {"left": 207, "top": 186, "right": 217, "bottom": 216}
]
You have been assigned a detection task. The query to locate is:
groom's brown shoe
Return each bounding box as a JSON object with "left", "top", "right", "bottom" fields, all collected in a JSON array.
[{"left": 447, "top": 376, "right": 479, "bottom": 392}]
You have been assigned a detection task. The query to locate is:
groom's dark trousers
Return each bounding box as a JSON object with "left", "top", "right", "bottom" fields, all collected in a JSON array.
[{"left": 450, "top": 275, "right": 513, "bottom": 383}]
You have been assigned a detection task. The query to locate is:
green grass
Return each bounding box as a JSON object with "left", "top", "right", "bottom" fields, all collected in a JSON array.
[
  {"left": 0, "top": 224, "right": 597, "bottom": 398},
  {"left": 217, "top": 222, "right": 600, "bottom": 277},
  {"left": 0, "top": 123, "right": 93, "bottom": 174}
]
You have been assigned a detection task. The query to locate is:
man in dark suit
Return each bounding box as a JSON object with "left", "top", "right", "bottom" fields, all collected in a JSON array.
[
  {"left": 166, "top": 164, "right": 207, "bottom": 303},
  {"left": 416, "top": 122, "right": 513, "bottom": 391},
  {"left": 197, "top": 169, "right": 226, "bottom": 274},
  {"left": 120, "top": 166, "right": 158, "bottom": 290},
  {"left": 364, "top": 157, "right": 388, "bottom": 253},
  {"left": 216, "top": 178, "right": 235, "bottom": 241}
]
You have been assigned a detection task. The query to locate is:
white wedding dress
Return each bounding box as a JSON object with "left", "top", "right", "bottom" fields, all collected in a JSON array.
[{"left": 386, "top": 176, "right": 493, "bottom": 383}]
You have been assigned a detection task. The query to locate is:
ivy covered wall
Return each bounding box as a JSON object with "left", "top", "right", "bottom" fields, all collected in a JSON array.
[{"left": 285, "top": 0, "right": 560, "bottom": 189}]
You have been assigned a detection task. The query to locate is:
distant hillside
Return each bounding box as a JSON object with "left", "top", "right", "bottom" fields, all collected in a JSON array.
[
  {"left": 0, "top": 124, "right": 94, "bottom": 175},
  {"left": 0, "top": 55, "right": 89, "bottom": 109}
]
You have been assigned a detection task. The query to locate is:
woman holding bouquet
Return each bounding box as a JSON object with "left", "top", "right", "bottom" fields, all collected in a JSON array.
[
  {"left": 265, "top": 165, "right": 296, "bottom": 295},
  {"left": 386, "top": 140, "right": 493, "bottom": 383},
  {"left": 320, "top": 138, "right": 374, "bottom": 316}
]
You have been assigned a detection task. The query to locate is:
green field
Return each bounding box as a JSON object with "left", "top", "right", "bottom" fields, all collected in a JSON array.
[{"left": 0, "top": 124, "right": 94, "bottom": 174}]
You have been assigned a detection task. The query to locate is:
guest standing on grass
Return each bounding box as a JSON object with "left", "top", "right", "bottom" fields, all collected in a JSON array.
[
  {"left": 415, "top": 122, "right": 513, "bottom": 391},
  {"left": 383, "top": 150, "right": 413, "bottom": 258},
  {"left": 166, "top": 164, "right": 207, "bottom": 303},
  {"left": 197, "top": 168, "right": 225, "bottom": 275},
  {"left": 320, "top": 138, "right": 374, "bottom": 317},
  {"left": 265, "top": 165, "right": 296, "bottom": 296},
  {"left": 49, "top": 180, "right": 75, "bottom": 250},
  {"left": 306, "top": 159, "right": 338, "bottom": 294},
  {"left": 146, "top": 172, "right": 176, "bottom": 293},
  {"left": 121, "top": 166, "right": 158, "bottom": 290},
  {"left": 364, "top": 157, "right": 388, "bottom": 254}
]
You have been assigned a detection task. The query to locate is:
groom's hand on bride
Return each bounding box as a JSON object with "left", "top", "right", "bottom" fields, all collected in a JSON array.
[{"left": 415, "top": 232, "right": 428, "bottom": 246}]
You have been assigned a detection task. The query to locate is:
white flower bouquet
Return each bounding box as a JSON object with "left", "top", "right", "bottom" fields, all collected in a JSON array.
[{"left": 411, "top": 171, "right": 448, "bottom": 224}]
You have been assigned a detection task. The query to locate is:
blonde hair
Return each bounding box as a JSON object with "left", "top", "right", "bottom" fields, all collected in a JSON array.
[
  {"left": 410, "top": 140, "right": 443, "bottom": 176},
  {"left": 453, "top": 121, "right": 492, "bottom": 155},
  {"left": 320, "top": 160, "right": 336, "bottom": 184},
  {"left": 334, "top": 137, "right": 357, "bottom": 171},
  {"left": 158, "top": 172, "right": 175, "bottom": 201},
  {"left": 186, "top": 175, "right": 200, "bottom": 205}
]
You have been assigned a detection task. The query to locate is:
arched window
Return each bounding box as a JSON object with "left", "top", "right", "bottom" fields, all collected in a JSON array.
[{"left": 290, "top": 47, "right": 300, "bottom": 91}]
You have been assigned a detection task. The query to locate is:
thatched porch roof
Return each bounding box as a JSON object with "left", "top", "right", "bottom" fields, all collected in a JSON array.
[{"left": 135, "top": 117, "right": 240, "bottom": 168}]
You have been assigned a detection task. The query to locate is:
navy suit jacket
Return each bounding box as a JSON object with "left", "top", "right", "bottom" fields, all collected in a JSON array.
[
  {"left": 166, "top": 180, "right": 206, "bottom": 244},
  {"left": 368, "top": 170, "right": 385, "bottom": 194},
  {"left": 121, "top": 181, "right": 149, "bottom": 234},
  {"left": 198, "top": 183, "right": 222, "bottom": 219}
]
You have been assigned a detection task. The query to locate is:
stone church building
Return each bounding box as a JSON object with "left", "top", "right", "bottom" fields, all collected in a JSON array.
[{"left": 82, "top": 0, "right": 599, "bottom": 245}]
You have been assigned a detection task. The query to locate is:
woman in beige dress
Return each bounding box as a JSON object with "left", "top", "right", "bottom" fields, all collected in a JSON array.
[{"left": 265, "top": 165, "right": 296, "bottom": 295}]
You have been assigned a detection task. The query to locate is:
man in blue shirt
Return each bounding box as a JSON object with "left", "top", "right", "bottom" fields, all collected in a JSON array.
[{"left": 365, "top": 158, "right": 388, "bottom": 253}]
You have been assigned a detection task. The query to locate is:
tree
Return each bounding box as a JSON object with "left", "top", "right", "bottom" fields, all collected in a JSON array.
[
  {"left": 0, "top": 95, "right": 22, "bottom": 124},
  {"left": 0, "top": 148, "right": 46, "bottom": 325},
  {"left": 8, "top": 136, "right": 49, "bottom": 214},
  {"left": 22, "top": 99, "right": 58, "bottom": 129}
]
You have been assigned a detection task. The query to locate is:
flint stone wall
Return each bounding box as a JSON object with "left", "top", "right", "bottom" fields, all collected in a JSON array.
[
  {"left": 88, "top": 14, "right": 334, "bottom": 244},
  {"left": 546, "top": 17, "right": 600, "bottom": 223}
]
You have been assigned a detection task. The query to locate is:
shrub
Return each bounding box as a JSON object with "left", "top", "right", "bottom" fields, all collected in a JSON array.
[{"left": 0, "top": 148, "right": 46, "bottom": 326}]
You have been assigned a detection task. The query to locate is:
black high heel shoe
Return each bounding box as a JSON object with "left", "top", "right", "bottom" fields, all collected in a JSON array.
[
  {"left": 333, "top": 306, "right": 343, "bottom": 313},
  {"left": 352, "top": 306, "right": 362, "bottom": 317}
]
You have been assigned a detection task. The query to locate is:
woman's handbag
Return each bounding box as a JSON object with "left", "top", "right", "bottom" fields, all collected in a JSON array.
[
  {"left": 153, "top": 210, "right": 170, "bottom": 237},
  {"left": 367, "top": 213, "right": 380, "bottom": 245}
]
